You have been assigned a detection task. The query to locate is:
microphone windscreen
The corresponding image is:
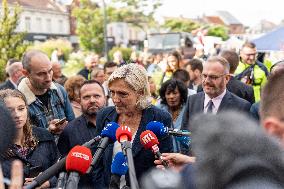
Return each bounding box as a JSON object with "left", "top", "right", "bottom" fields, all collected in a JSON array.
[
  {"left": 65, "top": 145, "right": 92, "bottom": 174},
  {"left": 116, "top": 126, "right": 132, "bottom": 142},
  {"left": 146, "top": 121, "right": 167, "bottom": 137},
  {"left": 101, "top": 122, "right": 120, "bottom": 142},
  {"left": 0, "top": 103, "right": 16, "bottom": 154},
  {"left": 176, "top": 136, "right": 191, "bottom": 148},
  {"left": 111, "top": 152, "right": 128, "bottom": 176},
  {"left": 140, "top": 130, "right": 159, "bottom": 150}
]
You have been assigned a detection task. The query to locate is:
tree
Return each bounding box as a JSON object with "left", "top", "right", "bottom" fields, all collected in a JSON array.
[
  {"left": 0, "top": 0, "right": 27, "bottom": 81},
  {"left": 206, "top": 25, "right": 229, "bottom": 40},
  {"left": 163, "top": 18, "right": 200, "bottom": 33},
  {"left": 73, "top": 0, "right": 162, "bottom": 52},
  {"left": 72, "top": 0, "right": 104, "bottom": 52}
]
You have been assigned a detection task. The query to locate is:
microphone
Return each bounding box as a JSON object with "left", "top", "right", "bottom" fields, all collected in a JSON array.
[
  {"left": 56, "top": 172, "right": 67, "bottom": 189},
  {"left": 87, "top": 122, "right": 119, "bottom": 173},
  {"left": 116, "top": 125, "right": 132, "bottom": 144},
  {"left": 81, "top": 135, "right": 102, "bottom": 148},
  {"left": 24, "top": 122, "right": 118, "bottom": 189},
  {"left": 65, "top": 146, "right": 92, "bottom": 189},
  {"left": 146, "top": 121, "right": 191, "bottom": 137},
  {"left": 140, "top": 130, "right": 169, "bottom": 168},
  {"left": 116, "top": 126, "right": 139, "bottom": 189},
  {"left": 109, "top": 152, "right": 128, "bottom": 189}
]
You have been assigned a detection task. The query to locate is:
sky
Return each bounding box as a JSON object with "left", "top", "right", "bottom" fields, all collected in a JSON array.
[{"left": 154, "top": 0, "right": 284, "bottom": 27}]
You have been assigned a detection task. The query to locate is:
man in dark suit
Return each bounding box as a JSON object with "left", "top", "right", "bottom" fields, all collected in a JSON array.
[
  {"left": 181, "top": 56, "right": 251, "bottom": 131},
  {"left": 219, "top": 50, "right": 255, "bottom": 104},
  {"left": 0, "top": 61, "right": 24, "bottom": 90}
]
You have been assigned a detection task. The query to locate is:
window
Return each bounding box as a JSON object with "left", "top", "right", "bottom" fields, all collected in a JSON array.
[
  {"left": 36, "top": 17, "right": 42, "bottom": 32},
  {"left": 25, "top": 17, "right": 31, "bottom": 31},
  {"left": 58, "top": 19, "right": 63, "bottom": 33},
  {"left": 46, "top": 18, "right": 52, "bottom": 33}
]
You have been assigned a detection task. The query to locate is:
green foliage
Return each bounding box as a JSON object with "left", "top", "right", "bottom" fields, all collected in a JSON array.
[
  {"left": 62, "top": 51, "right": 85, "bottom": 77},
  {"left": 0, "top": 0, "right": 27, "bottom": 81},
  {"left": 163, "top": 18, "right": 200, "bottom": 32},
  {"left": 28, "top": 39, "right": 73, "bottom": 61},
  {"left": 207, "top": 25, "right": 229, "bottom": 41},
  {"left": 72, "top": 0, "right": 104, "bottom": 53},
  {"left": 111, "top": 0, "right": 161, "bottom": 27},
  {"left": 108, "top": 46, "right": 132, "bottom": 61},
  {"left": 72, "top": 0, "right": 162, "bottom": 52}
]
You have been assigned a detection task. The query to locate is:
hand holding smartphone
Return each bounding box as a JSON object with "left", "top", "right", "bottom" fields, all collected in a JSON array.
[{"left": 55, "top": 117, "right": 66, "bottom": 126}]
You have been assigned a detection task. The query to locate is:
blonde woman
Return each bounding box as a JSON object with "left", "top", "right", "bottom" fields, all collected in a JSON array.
[{"left": 93, "top": 63, "right": 173, "bottom": 188}]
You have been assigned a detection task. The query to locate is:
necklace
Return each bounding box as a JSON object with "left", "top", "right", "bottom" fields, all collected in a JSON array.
[{"left": 171, "top": 107, "right": 182, "bottom": 121}]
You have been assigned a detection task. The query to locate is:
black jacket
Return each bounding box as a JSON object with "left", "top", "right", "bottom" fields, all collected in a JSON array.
[
  {"left": 93, "top": 105, "right": 173, "bottom": 189},
  {"left": 0, "top": 80, "right": 16, "bottom": 90},
  {"left": 0, "top": 127, "right": 59, "bottom": 187},
  {"left": 78, "top": 67, "right": 91, "bottom": 80},
  {"left": 227, "top": 76, "right": 255, "bottom": 104}
]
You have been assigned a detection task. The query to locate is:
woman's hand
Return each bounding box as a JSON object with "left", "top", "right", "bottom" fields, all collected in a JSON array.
[
  {"left": 36, "top": 181, "right": 50, "bottom": 189},
  {"left": 154, "top": 153, "right": 195, "bottom": 171},
  {"left": 24, "top": 177, "right": 34, "bottom": 186},
  {"left": 24, "top": 176, "right": 50, "bottom": 189}
]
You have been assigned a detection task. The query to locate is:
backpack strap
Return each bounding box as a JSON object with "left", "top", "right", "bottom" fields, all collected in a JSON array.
[
  {"left": 235, "top": 64, "right": 254, "bottom": 80},
  {"left": 255, "top": 60, "right": 269, "bottom": 77}
]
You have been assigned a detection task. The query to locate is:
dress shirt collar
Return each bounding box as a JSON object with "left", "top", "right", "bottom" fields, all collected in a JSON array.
[{"left": 204, "top": 89, "right": 227, "bottom": 114}]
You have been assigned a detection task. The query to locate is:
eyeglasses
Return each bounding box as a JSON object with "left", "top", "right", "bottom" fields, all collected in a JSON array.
[
  {"left": 202, "top": 74, "right": 226, "bottom": 81},
  {"left": 243, "top": 53, "right": 257, "bottom": 57}
]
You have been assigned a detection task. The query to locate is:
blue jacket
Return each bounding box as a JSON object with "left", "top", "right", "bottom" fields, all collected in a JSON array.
[
  {"left": 93, "top": 105, "right": 173, "bottom": 189},
  {"left": 18, "top": 78, "right": 75, "bottom": 128},
  {"left": 0, "top": 127, "right": 59, "bottom": 187},
  {"left": 157, "top": 103, "right": 187, "bottom": 153}
]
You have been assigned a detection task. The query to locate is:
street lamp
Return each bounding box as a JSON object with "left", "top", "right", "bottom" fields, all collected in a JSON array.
[{"left": 102, "top": 0, "right": 108, "bottom": 61}]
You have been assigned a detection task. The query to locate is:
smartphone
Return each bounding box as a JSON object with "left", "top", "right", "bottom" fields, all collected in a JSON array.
[
  {"left": 28, "top": 166, "right": 42, "bottom": 178},
  {"left": 55, "top": 117, "right": 66, "bottom": 126}
]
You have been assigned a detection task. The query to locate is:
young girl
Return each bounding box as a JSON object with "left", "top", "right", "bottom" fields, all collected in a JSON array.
[{"left": 0, "top": 89, "right": 59, "bottom": 188}]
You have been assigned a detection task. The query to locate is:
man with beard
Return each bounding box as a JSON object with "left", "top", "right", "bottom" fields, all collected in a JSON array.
[
  {"left": 181, "top": 56, "right": 251, "bottom": 132},
  {"left": 57, "top": 80, "right": 106, "bottom": 188},
  {"left": 18, "top": 50, "right": 74, "bottom": 134},
  {"left": 57, "top": 80, "right": 106, "bottom": 156}
]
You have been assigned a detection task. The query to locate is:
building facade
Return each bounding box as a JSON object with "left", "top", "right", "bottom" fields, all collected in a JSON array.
[{"left": 1, "top": 0, "right": 70, "bottom": 41}]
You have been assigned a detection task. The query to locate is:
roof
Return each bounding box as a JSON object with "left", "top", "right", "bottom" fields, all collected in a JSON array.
[
  {"left": 2, "top": 0, "right": 66, "bottom": 12},
  {"left": 205, "top": 16, "right": 225, "bottom": 25},
  {"left": 216, "top": 11, "right": 242, "bottom": 25}
]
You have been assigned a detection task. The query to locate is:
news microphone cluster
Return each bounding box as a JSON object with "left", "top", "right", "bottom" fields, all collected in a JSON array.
[{"left": 24, "top": 122, "right": 119, "bottom": 189}]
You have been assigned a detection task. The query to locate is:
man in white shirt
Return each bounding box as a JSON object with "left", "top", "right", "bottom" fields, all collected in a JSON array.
[{"left": 0, "top": 62, "right": 24, "bottom": 90}]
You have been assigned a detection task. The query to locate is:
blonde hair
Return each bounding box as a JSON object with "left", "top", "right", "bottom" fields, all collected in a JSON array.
[
  {"left": 0, "top": 89, "right": 37, "bottom": 149},
  {"left": 107, "top": 63, "right": 151, "bottom": 109}
]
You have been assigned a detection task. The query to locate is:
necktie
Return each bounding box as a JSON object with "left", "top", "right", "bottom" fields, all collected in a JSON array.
[{"left": 207, "top": 100, "right": 214, "bottom": 113}]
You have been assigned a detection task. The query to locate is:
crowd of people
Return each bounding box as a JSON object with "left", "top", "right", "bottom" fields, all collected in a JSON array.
[{"left": 0, "top": 41, "right": 284, "bottom": 189}]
